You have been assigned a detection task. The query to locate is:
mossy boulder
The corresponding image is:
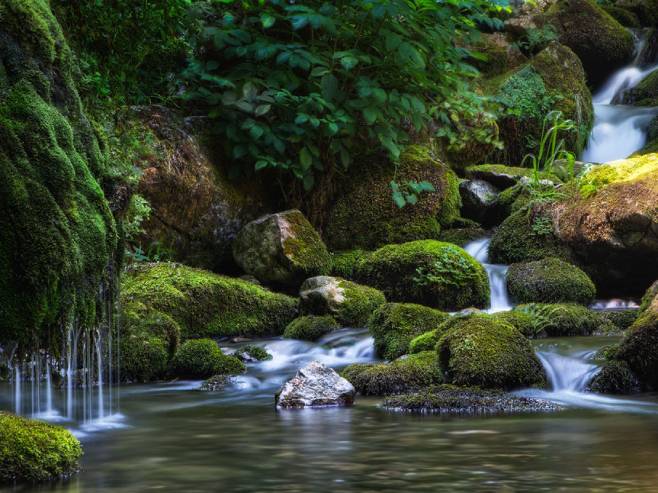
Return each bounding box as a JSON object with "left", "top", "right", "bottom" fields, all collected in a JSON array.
[
  {"left": 232, "top": 209, "right": 331, "bottom": 287},
  {"left": 283, "top": 315, "right": 340, "bottom": 341},
  {"left": 437, "top": 315, "right": 546, "bottom": 390},
  {"left": 120, "top": 333, "right": 169, "bottom": 383},
  {"left": 597, "top": 309, "right": 639, "bottom": 333},
  {"left": 507, "top": 257, "right": 596, "bottom": 305},
  {"left": 621, "top": 69, "right": 658, "bottom": 107},
  {"left": 588, "top": 360, "right": 641, "bottom": 394},
  {"left": 491, "top": 310, "right": 538, "bottom": 338},
  {"left": 0, "top": 413, "right": 82, "bottom": 485},
  {"left": 437, "top": 226, "right": 488, "bottom": 247},
  {"left": 299, "top": 276, "right": 385, "bottom": 327},
  {"left": 367, "top": 303, "right": 450, "bottom": 360},
  {"left": 171, "top": 339, "right": 245, "bottom": 379},
  {"left": 543, "top": 0, "right": 634, "bottom": 85},
  {"left": 234, "top": 345, "right": 272, "bottom": 362},
  {"left": 341, "top": 351, "right": 441, "bottom": 396},
  {"left": 355, "top": 240, "right": 489, "bottom": 311},
  {"left": 470, "top": 32, "right": 528, "bottom": 77},
  {"left": 325, "top": 145, "right": 461, "bottom": 251},
  {"left": 514, "top": 303, "right": 610, "bottom": 337},
  {"left": 615, "top": 0, "right": 658, "bottom": 27},
  {"left": 330, "top": 250, "right": 371, "bottom": 279},
  {"left": 0, "top": 0, "right": 118, "bottom": 348},
  {"left": 602, "top": 5, "right": 641, "bottom": 27},
  {"left": 549, "top": 154, "right": 658, "bottom": 293},
  {"left": 409, "top": 329, "right": 441, "bottom": 354}
]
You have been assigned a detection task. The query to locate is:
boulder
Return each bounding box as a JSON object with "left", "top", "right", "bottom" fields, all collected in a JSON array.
[
  {"left": 325, "top": 145, "right": 461, "bottom": 251},
  {"left": 464, "top": 164, "right": 560, "bottom": 189},
  {"left": 276, "top": 361, "right": 356, "bottom": 408},
  {"left": 620, "top": 69, "right": 658, "bottom": 106},
  {"left": 355, "top": 240, "right": 489, "bottom": 311},
  {"left": 233, "top": 345, "right": 272, "bottom": 362},
  {"left": 233, "top": 210, "right": 332, "bottom": 287},
  {"left": 470, "top": 32, "right": 527, "bottom": 76},
  {"left": 367, "top": 303, "right": 450, "bottom": 360},
  {"left": 283, "top": 315, "right": 340, "bottom": 341},
  {"left": 543, "top": 0, "right": 634, "bottom": 85},
  {"left": 459, "top": 179, "right": 501, "bottom": 225},
  {"left": 507, "top": 257, "right": 596, "bottom": 305},
  {"left": 437, "top": 315, "right": 546, "bottom": 390},
  {"left": 170, "top": 339, "right": 245, "bottom": 379},
  {"left": 299, "top": 276, "right": 386, "bottom": 327},
  {"left": 602, "top": 5, "right": 641, "bottom": 27},
  {"left": 615, "top": 0, "right": 658, "bottom": 27},
  {"left": 514, "top": 303, "right": 612, "bottom": 337},
  {"left": 588, "top": 361, "right": 641, "bottom": 394}
]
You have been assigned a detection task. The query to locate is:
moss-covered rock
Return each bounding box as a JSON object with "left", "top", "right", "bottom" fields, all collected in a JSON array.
[
  {"left": 234, "top": 345, "right": 272, "bottom": 362},
  {"left": 615, "top": 0, "right": 658, "bottom": 27},
  {"left": 465, "top": 164, "right": 560, "bottom": 189},
  {"left": 355, "top": 240, "right": 489, "bottom": 311},
  {"left": 341, "top": 351, "right": 441, "bottom": 396},
  {"left": 0, "top": 0, "right": 118, "bottom": 348},
  {"left": 0, "top": 413, "right": 82, "bottom": 485},
  {"left": 543, "top": 0, "right": 634, "bottom": 85},
  {"left": 507, "top": 257, "right": 596, "bottom": 305},
  {"left": 120, "top": 333, "right": 169, "bottom": 383},
  {"left": 367, "top": 303, "right": 450, "bottom": 360},
  {"left": 622, "top": 70, "right": 658, "bottom": 107},
  {"left": 283, "top": 315, "right": 340, "bottom": 341},
  {"left": 489, "top": 208, "right": 572, "bottom": 264},
  {"left": 588, "top": 360, "right": 641, "bottom": 394},
  {"left": 437, "top": 226, "right": 488, "bottom": 247},
  {"left": 409, "top": 329, "right": 440, "bottom": 354},
  {"left": 330, "top": 250, "right": 370, "bottom": 279},
  {"left": 470, "top": 32, "right": 528, "bottom": 77},
  {"left": 597, "top": 309, "right": 639, "bottom": 333},
  {"left": 232, "top": 209, "right": 331, "bottom": 287},
  {"left": 514, "top": 303, "right": 610, "bottom": 337},
  {"left": 437, "top": 315, "right": 546, "bottom": 390},
  {"left": 171, "top": 339, "right": 245, "bottom": 379},
  {"left": 491, "top": 310, "right": 538, "bottom": 338},
  {"left": 299, "top": 276, "right": 386, "bottom": 327},
  {"left": 602, "top": 5, "right": 641, "bottom": 27},
  {"left": 325, "top": 145, "right": 461, "bottom": 251}
]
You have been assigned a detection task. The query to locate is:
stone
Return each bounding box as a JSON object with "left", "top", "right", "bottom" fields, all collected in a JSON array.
[
  {"left": 233, "top": 210, "right": 332, "bottom": 287},
  {"left": 459, "top": 179, "right": 500, "bottom": 224},
  {"left": 276, "top": 361, "right": 356, "bottom": 408}
]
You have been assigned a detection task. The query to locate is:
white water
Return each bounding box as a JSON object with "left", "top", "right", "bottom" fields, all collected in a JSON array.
[
  {"left": 582, "top": 32, "right": 658, "bottom": 163},
  {"left": 464, "top": 237, "right": 513, "bottom": 313}
]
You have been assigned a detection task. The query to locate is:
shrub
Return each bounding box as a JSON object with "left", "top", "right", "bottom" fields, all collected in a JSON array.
[{"left": 171, "top": 339, "right": 245, "bottom": 379}]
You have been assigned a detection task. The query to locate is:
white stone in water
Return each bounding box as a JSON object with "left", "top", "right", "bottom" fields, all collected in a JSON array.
[
  {"left": 299, "top": 276, "right": 346, "bottom": 315},
  {"left": 276, "top": 361, "right": 355, "bottom": 409}
]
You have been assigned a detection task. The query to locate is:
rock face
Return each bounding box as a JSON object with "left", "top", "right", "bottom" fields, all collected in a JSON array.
[
  {"left": 459, "top": 179, "right": 500, "bottom": 225},
  {"left": 233, "top": 210, "right": 332, "bottom": 287},
  {"left": 130, "top": 105, "right": 269, "bottom": 272},
  {"left": 276, "top": 362, "right": 356, "bottom": 408},
  {"left": 299, "top": 276, "right": 386, "bottom": 327}
]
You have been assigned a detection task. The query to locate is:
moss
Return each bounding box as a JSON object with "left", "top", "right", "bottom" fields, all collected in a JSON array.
[
  {"left": 514, "top": 303, "right": 609, "bottom": 337},
  {"left": 579, "top": 154, "right": 658, "bottom": 196},
  {"left": 507, "top": 257, "right": 596, "bottom": 305},
  {"left": 234, "top": 345, "right": 272, "bottom": 362},
  {"left": 341, "top": 351, "right": 441, "bottom": 396},
  {"left": 588, "top": 361, "right": 640, "bottom": 394},
  {"left": 280, "top": 209, "right": 333, "bottom": 280},
  {"left": 409, "top": 329, "right": 440, "bottom": 354},
  {"left": 489, "top": 208, "right": 571, "bottom": 264},
  {"left": 355, "top": 240, "right": 489, "bottom": 311},
  {"left": 0, "top": 0, "right": 118, "bottom": 348},
  {"left": 367, "top": 303, "right": 449, "bottom": 360},
  {"left": 121, "top": 263, "right": 298, "bottom": 341},
  {"left": 437, "top": 226, "right": 487, "bottom": 247},
  {"left": 120, "top": 333, "right": 169, "bottom": 383},
  {"left": 491, "top": 310, "right": 537, "bottom": 338},
  {"left": 615, "top": 0, "right": 658, "bottom": 26},
  {"left": 335, "top": 279, "right": 386, "bottom": 327},
  {"left": 326, "top": 145, "right": 461, "bottom": 251},
  {"left": 640, "top": 281, "right": 658, "bottom": 313},
  {"left": 171, "top": 339, "right": 245, "bottom": 379},
  {"left": 597, "top": 310, "right": 639, "bottom": 332},
  {"left": 330, "top": 250, "right": 370, "bottom": 279},
  {"left": 283, "top": 315, "right": 340, "bottom": 341},
  {"left": 437, "top": 314, "right": 546, "bottom": 390},
  {"left": 602, "top": 5, "right": 641, "bottom": 27},
  {"left": 0, "top": 413, "right": 82, "bottom": 485}
]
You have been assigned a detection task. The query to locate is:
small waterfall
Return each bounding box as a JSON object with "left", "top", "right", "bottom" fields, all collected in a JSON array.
[
  {"left": 583, "top": 30, "right": 658, "bottom": 163},
  {"left": 464, "top": 237, "right": 513, "bottom": 313},
  {"left": 536, "top": 351, "right": 599, "bottom": 392}
]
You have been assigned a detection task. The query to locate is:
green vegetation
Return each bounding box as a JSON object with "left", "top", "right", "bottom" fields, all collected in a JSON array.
[
  {"left": 514, "top": 303, "right": 610, "bottom": 337},
  {"left": 341, "top": 351, "right": 441, "bottom": 396},
  {"left": 171, "top": 339, "right": 245, "bottom": 379},
  {"left": 283, "top": 315, "right": 340, "bottom": 341},
  {"left": 330, "top": 250, "right": 370, "bottom": 279},
  {"left": 589, "top": 361, "right": 640, "bottom": 394},
  {"left": 356, "top": 240, "right": 489, "bottom": 311},
  {"left": 0, "top": 413, "right": 82, "bottom": 485},
  {"left": 234, "top": 345, "right": 272, "bottom": 362},
  {"left": 367, "top": 303, "right": 449, "bottom": 360}
]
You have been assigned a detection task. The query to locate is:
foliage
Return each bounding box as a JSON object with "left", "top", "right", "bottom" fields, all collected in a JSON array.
[
  {"left": 515, "top": 25, "right": 558, "bottom": 55},
  {"left": 184, "top": 0, "right": 508, "bottom": 190},
  {"left": 171, "top": 338, "right": 245, "bottom": 378},
  {"left": 514, "top": 303, "right": 610, "bottom": 337}
]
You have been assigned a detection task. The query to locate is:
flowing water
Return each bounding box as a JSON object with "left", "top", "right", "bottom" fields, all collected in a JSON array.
[
  {"left": 464, "top": 237, "right": 513, "bottom": 313},
  {"left": 582, "top": 31, "right": 658, "bottom": 163}
]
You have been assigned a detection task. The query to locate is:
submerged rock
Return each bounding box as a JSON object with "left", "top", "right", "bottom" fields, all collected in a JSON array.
[
  {"left": 383, "top": 386, "right": 562, "bottom": 415},
  {"left": 276, "top": 361, "right": 356, "bottom": 408},
  {"left": 200, "top": 375, "right": 232, "bottom": 392},
  {"left": 233, "top": 210, "right": 331, "bottom": 287}
]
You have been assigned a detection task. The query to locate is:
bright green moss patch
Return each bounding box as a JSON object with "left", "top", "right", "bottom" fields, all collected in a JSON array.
[
  {"left": 120, "top": 333, "right": 169, "bottom": 383},
  {"left": 330, "top": 250, "right": 371, "bottom": 279},
  {"left": 341, "top": 351, "right": 441, "bottom": 396},
  {"left": 579, "top": 154, "right": 658, "bottom": 197},
  {"left": 355, "top": 240, "right": 489, "bottom": 311},
  {"left": 283, "top": 315, "right": 340, "bottom": 341},
  {"left": 409, "top": 329, "right": 440, "bottom": 354},
  {"left": 491, "top": 310, "right": 537, "bottom": 338},
  {"left": 368, "top": 303, "right": 449, "bottom": 360},
  {"left": 0, "top": 413, "right": 82, "bottom": 485},
  {"left": 171, "top": 339, "right": 245, "bottom": 379},
  {"left": 514, "top": 303, "right": 610, "bottom": 337},
  {"left": 234, "top": 345, "right": 272, "bottom": 362}
]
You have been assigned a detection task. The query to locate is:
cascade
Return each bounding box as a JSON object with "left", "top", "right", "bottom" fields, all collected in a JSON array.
[{"left": 464, "top": 238, "right": 513, "bottom": 313}]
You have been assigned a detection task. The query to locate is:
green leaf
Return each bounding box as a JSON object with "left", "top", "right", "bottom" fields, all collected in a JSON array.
[
  {"left": 299, "top": 147, "right": 313, "bottom": 169},
  {"left": 321, "top": 74, "right": 339, "bottom": 102},
  {"left": 392, "top": 191, "right": 406, "bottom": 209},
  {"left": 362, "top": 107, "right": 378, "bottom": 125},
  {"left": 260, "top": 13, "right": 276, "bottom": 29},
  {"left": 255, "top": 104, "right": 272, "bottom": 116}
]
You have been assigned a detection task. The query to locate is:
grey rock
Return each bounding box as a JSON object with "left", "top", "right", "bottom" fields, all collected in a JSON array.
[
  {"left": 276, "top": 361, "right": 356, "bottom": 408},
  {"left": 459, "top": 179, "right": 500, "bottom": 224}
]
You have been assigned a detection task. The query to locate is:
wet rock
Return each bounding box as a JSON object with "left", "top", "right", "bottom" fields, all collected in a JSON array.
[
  {"left": 234, "top": 345, "right": 272, "bottom": 362},
  {"left": 276, "top": 361, "right": 356, "bottom": 408},
  {"left": 465, "top": 164, "right": 559, "bottom": 189},
  {"left": 233, "top": 210, "right": 332, "bottom": 287},
  {"left": 459, "top": 179, "right": 500, "bottom": 225},
  {"left": 383, "top": 386, "right": 562, "bottom": 415},
  {"left": 200, "top": 375, "right": 232, "bottom": 392},
  {"left": 588, "top": 361, "right": 641, "bottom": 394}
]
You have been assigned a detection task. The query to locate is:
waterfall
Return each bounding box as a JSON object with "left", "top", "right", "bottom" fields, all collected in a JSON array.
[
  {"left": 464, "top": 237, "right": 513, "bottom": 313},
  {"left": 582, "top": 30, "right": 658, "bottom": 163},
  {"left": 536, "top": 351, "right": 599, "bottom": 392}
]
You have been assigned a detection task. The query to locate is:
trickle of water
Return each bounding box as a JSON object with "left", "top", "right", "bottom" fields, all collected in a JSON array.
[{"left": 464, "top": 237, "right": 513, "bottom": 313}]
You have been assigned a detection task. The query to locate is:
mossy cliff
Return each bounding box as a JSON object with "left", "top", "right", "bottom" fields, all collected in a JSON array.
[{"left": 0, "top": 0, "right": 118, "bottom": 348}]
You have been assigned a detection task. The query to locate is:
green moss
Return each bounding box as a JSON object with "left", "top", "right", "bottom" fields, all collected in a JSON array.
[
  {"left": 120, "top": 333, "right": 168, "bottom": 383},
  {"left": 341, "top": 351, "right": 441, "bottom": 396},
  {"left": 615, "top": 0, "right": 658, "bottom": 26},
  {"left": 437, "top": 314, "right": 546, "bottom": 390},
  {"left": 409, "top": 329, "right": 440, "bottom": 354},
  {"left": 281, "top": 210, "right": 332, "bottom": 279},
  {"left": 171, "top": 339, "right": 245, "bottom": 379},
  {"left": 602, "top": 5, "right": 641, "bottom": 27},
  {"left": 367, "top": 303, "right": 449, "bottom": 360},
  {"left": 333, "top": 279, "right": 386, "bottom": 327},
  {"left": 0, "top": 413, "right": 82, "bottom": 485},
  {"left": 437, "top": 226, "right": 487, "bottom": 247},
  {"left": 330, "top": 250, "right": 370, "bottom": 279},
  {"left": 514, "top": 303, "right": 609, "bottom": 337},
  {"left": 579, "top": 154, "right": 658, "bottom": 196},
  {"left": 326, "top": 145, "right": 461, "bottom": 251},
  {"left": 121, "top": 263, "right": 298, "bottom": 341},
  {"left": 489, "top": 209, "right": 571, "bottom": 264},
  {"left": 355, "top": 240, "right": 489, "bottom": 311},
  {"left": 283, "top": 315, "right": 340, "bottom": 341},
  {"left": 588, "top": 360, "right": 640, "bottom": 394},
  {"left": 507, "top": 257, "right": 596, "bottom": 305},
  {"left": 491, "top": 310, "right": 537, "bottom": 338},
  {"left": 234, "top": 345, "right": 272, "bottom": 362},
  {"left": 640, "top": 281, "right": 658, "bottom": 313},
  {"left": 597, "top": 310, "right": 639, "bottom": 333},
  {"left": 0, "top": 0, "right": 118, "bottom": 348}
]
